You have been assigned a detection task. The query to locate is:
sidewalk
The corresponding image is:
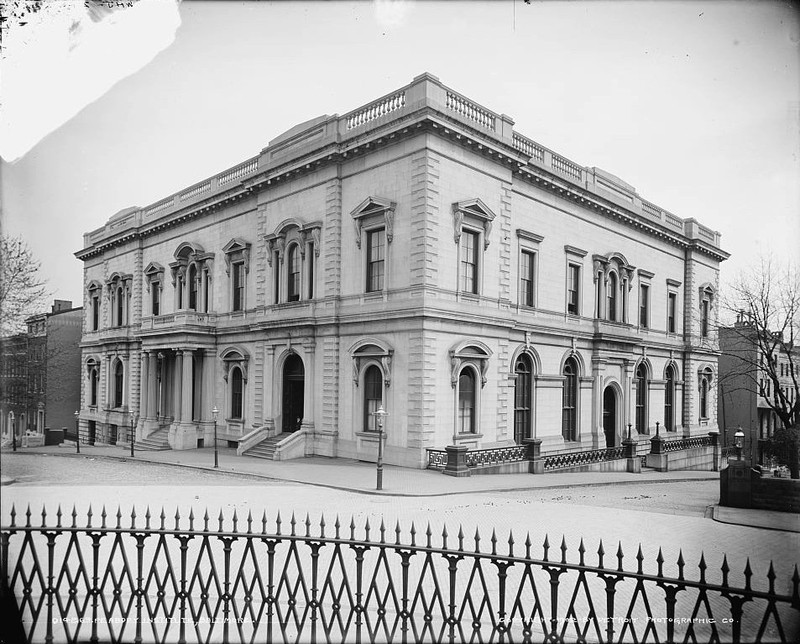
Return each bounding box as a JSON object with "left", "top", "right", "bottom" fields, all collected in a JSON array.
[{"left": 3, "top": 442, "right": 796, "bottom": 532}]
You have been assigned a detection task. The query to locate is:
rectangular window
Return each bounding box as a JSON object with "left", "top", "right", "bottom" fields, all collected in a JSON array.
[
  {"left": 460, "top": 231, "right": 479, "bottom": 294},
  {"left": 308, "top": 242, "right": 314, "bottom": 299},
  {"left": 152, "top": 284, "right": 160, "bottom": 316},
  {"left": 91, "top": 295, "right": 99, "bottom": 330},
  {"left": 639, "top": 284, "right": 649, "bottom": 328},
  {"left": 520, "top": 250, "right": 535, "bottom": 307},
  {"left": 701, "top": 299, "right": 709, "bottom": 337},
  {"left": 667, "top": 292, "right": 676, "bottom": 333},
  {"left": 232, "top": 263, "right": 245, "bottom": 311},
  {"left": 567, "top": 264, "right": 580, "bottom": 315},
  {"left": 366, "top": 228, "right": 385, "bottom": 293}
]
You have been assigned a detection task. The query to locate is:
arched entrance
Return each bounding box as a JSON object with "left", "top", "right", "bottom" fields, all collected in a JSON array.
[
  {"left": 602, "top": 386, "right": 617, "bottom": 447},
  {"left": 282, "top": 354, "right": 305, "bottom": 433}
]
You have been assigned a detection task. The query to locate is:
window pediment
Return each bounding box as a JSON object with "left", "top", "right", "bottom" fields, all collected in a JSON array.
[
  {"left": 222, "top": 238, "right": 251, "bottom": 275},
  {"left": 174, "top": 242, "right": 205, "bottom": 261},
  {"left": 351, "top": 196, "right": 396, "bottom": 248},
  {"left": 452, "top": 198, "right": 496, "bottom": 248},
  {"left": 350, "top": 339, "right": 393, "bottom": 387},
  {"left": 220, "top": 346, "right": 249, "bottom": 382},
  {"left": 449, "top": 341, "right": 492, "bottom": 388}
]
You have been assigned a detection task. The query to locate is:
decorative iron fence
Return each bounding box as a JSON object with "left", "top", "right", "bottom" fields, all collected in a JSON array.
[
  {"left": 543, "top": 446, "right": 627, "bottom": 472},
  {"left": 663, "top": 436, "right": 712, "bottom": 453},
  {"left": 1, "top": 505, "right": 797, "bottom": 644},
  {"left": 465, "top": 445, "right": 527, "bottom": 468},
  {"left": 426, "top": 449, "right": 447, "bottom": 469}
]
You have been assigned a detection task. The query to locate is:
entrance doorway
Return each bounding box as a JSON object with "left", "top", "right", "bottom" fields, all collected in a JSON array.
[
  {"left": 282, "top": 354, "right": 305, "bottom": 433},
  {"left": 602, "top": 386, "right": 617, "bottom": 447}
]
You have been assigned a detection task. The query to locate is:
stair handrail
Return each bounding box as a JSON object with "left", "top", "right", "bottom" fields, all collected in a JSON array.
[
  {"left": 273, "top": 429, "right": 308, "bottom": 460},
  {"left": 236, "top": 425, "right": 271, "bottom": 456}
]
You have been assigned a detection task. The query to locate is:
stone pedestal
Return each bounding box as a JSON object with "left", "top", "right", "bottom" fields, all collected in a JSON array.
[
  {"left": 524, "top": 438, "right": 544, "bottom": 474},
  {"left": 443, "top": 444, "right": 470, "bottom": 477}
]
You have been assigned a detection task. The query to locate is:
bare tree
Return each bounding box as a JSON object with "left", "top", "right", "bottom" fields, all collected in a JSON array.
[
  {"left": 720, "top": 257, "right": 799, "bottom": 476},
  {"left": 0, "top": 234, "right": 49, "bottom": 336}
]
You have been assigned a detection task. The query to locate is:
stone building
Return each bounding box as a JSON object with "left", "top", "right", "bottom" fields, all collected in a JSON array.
[
  {"left": 719, "top": 313, "right": 799, "bottom": 463},
  {"left": 1, "top": 300, "right": 82, "bottom": 441},
  {"left": 75, "top": 73, "right": 728, "bottom": 467}
]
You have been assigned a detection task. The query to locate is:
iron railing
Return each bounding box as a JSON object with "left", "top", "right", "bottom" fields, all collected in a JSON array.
[
  {"left": 465, "top": 445, "right": 527, "bottom": 468},
  {"left": 663, "top": 436, "right": 712, "bottom": 453},
  {"left": 426, "top": 449, "right": 447, "bottom": 469},
  {"left": 4, "top": 505, "right": 796, "bottom": 643},
  {"left": 543, "top": 446, "right": 627, "bottom": 472}
]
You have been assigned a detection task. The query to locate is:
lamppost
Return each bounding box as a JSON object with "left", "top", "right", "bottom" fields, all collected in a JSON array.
[
  {"left": 373, "top": 406, "right": 388, "bottom": 491},
  {"left": 10, "top": 411, "right": 16, "bottom": 452},
  {"left": 73, "top": 410, "right": 80, "bottom": 454},
  {"left": 212, "top": 405, "right": 219, "bottom": 469},
  {"left": 734, "top": 426, "right": 745, "bottom": 461},
  {"left": 130, "top": 411, "right": 138, "bottom": 457}
]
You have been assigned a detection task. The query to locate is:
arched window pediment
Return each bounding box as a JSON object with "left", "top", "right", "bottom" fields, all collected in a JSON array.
[
  {"left": 266, "top": 221, "right": 322, "bottom": 265},
  {"left": 220, "top": 346, "right": 250, "bottom": 382},
  {"left": 450, "top": 341, "right": 492, "bottom": 388},
  {"left": 174, "top": 241, "right": 205, "bottom": 261},
  {"left": 350, "top": 338, "right": 394, "bottom": 387}
]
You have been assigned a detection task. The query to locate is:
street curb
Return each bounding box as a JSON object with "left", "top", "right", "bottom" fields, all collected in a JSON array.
[
  {"left": 0, "top": 476, "right": 16, "bottom": 486},
  {"left": 707, "top": 504, "right": 799, "bottom": 534},
  {"left": 4, "top": 450, "right": 720, "bottom": 498}
]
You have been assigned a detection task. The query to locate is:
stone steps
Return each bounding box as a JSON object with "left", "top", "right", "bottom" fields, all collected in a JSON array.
[
  {"left": 243, "top": 433, "right": 290, "bottom": 460},
  {"left": 134, "top": 428, "right": 171, "bottom": 451}
]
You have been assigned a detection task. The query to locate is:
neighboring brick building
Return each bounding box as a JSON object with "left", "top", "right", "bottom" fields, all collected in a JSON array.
[
  {"left": 1, "top": 300, "right": 83, "bottom": 441},
  {"left": 719, "top": 313, "right": 799, "bottom": 463},
  {"left": 75, "top": 73, "right": 728, "bottom": 467}
]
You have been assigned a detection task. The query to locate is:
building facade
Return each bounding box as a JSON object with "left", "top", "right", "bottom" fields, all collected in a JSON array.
[
  {"left": 1, "top": 300, "right": 82, "bottom": 441},
  {"left": 76, "top": 73, "right": 728, "bottom": 467},
  {"left": 719, "top": 314, "right": 799, "bottom": 463}
]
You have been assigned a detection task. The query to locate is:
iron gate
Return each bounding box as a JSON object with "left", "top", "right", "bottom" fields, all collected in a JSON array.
[{"left": 1, "top": 504, "right": 798, "bottom": 643}]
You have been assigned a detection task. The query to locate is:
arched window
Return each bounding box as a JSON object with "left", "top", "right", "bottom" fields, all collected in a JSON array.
[
  {"left": 514, "top": 354, "right": 532, "bottom": 443},
  {"left": 114, "top": 361, "right": 124, "bottom": 408},
  {"left": 699, "top": 367, "right": 713, "bottom": 419},
  {"left": 90, "top": 368, "right": 98, "bottom": 407},
  {"left": 188, "top": 264, "right": 198, "bottom": 310},
  {"left": 231, "top": 367, "right": 244, "bottom": 419},
  {"left": 664, "top": 365, "right": 675, "bottom": 431},
  {"left": 363, "top": 365, "right": 383, "bottom": 432},
  {"left": 116, "top": 286, "right": 124, "bottom": 326},
  {"left": 635, "top": 363, "right": 648, "bottom": 433},
  {"left": 288, "top": 244, "right": 301, "bottom": 302},
  {"left": 607, "top": 272, "right": 617, "bottom": 322},
  {"left": 458, "top": 369, "right": 476, "bottom": 434},
  {"left": 562, "top": 357, "right": 578, "bottom": 441}
]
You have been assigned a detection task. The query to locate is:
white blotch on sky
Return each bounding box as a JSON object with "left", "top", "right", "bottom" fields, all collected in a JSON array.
[{"left": 0, "top": 0, "right": 182, "bottom": 162}]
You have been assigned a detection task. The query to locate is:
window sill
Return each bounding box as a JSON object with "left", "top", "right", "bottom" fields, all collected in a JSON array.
[{"left": 455, "top": 432, "right": 483, "bottom": 440}]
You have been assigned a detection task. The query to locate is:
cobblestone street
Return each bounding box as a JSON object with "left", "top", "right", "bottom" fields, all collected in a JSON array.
[{"left": 2, "top": 452, "right": 798, "bottom": 643}]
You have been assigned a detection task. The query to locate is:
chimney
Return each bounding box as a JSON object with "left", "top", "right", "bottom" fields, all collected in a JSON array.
[{"left": 51, "top": 299, "right": 72, "bottom": 313}]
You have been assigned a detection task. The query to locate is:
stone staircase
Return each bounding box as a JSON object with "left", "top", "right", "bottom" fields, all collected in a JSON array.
[
  {"left": 242, "top": 433, "right": 290, "bottom": 460},
  {"left": 134, "top": 427, "right": 171, "bottom": 451}
]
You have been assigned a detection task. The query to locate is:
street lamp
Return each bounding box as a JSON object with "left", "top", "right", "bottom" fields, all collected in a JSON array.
[
  {"left": 73, "top": 410, "right": 80, "bottom": 454},
  {"left": 10, "top": 411, "right": 16, "bottom": 452},
  {"left": 373, "top": 406, "right": 388, "bottom": 491},
  {"left": 130, "top": 411, "right": 138, "bottom": 457},
  {"left": 734, "top": 426, "right": 745, "bottom": 461},
  {"left": 212, "top": 405, "right": 219, "bottom": 469}
]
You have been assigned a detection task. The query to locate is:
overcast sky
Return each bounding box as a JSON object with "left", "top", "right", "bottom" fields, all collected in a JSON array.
[{"left": 1, "top": 0, "right": 798, "bottom": 309}]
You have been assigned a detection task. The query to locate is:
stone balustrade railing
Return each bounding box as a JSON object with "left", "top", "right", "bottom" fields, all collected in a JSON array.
[
  {"left": 445, "top": 90, "right": 497, "bottom": 131},
  {"left": 83, "top": 73, "right": 722, "bottom": 255},
  {"left": 344, "top": 90, "right": 406, "bottom": 131}
]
